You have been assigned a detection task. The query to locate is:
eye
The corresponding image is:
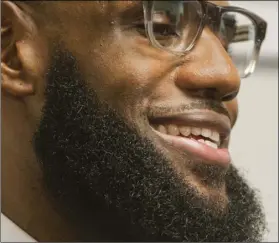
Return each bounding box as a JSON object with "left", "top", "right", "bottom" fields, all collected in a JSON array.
[
  {"left": 132, "top": 22, "right": 146, "bottom": 37},
  {"left": 133, "top": 22, "right": 179, "bottom": 39},
  {"left": 152, "top": 23, "right": 180, "bottom": 38}
]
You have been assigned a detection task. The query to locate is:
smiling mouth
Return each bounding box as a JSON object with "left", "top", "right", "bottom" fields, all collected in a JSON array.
[
  {"left": 153, "top": 124, "right": 222, "bottom": 148},
  {"left": 148, "top": 110, "right": 231, "bottom": 167}
]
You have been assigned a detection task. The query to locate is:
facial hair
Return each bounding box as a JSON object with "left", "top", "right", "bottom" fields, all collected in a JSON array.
[{"left": 33, "top": 48, "right": 266, "bottom": 242}]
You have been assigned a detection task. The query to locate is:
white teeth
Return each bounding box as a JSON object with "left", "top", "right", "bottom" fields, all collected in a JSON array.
[
  {"left": 154, "top": 124, "right": 221, "bottom": 148},
  {"left": 180, "top": 126, "right": 191, "bottom": 136},
  {"left": 212, "top": 131, "right": 220, "bottom": 143},
  {"left": 192, "top": 127, "right": 201, "bottom": 136},
  {"left": 158, "top": 125, "right": 167, "bottom": 134},
  {"left": 202, "top": 128, "right": 212, "bottom": 138},
  {"left": 205, "top": 140, "right": 218, "bottom": 149},
  {"left": 202, "top": 128, "right": 220, "bottom": 145},
  {"left": 167, "top": 124, "right": 180, "bottom": 136}
]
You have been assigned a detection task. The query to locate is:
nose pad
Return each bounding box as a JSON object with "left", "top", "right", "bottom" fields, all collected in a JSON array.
[{"left": 175, "top": 27, "right": 241, "bottom": 101}]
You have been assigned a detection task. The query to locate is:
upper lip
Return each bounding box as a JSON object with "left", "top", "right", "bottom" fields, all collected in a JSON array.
[{"left": 148, "top": 110, "right": 231, "bottom": 140}]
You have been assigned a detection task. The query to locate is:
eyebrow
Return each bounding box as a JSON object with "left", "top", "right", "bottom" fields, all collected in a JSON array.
[{"left": 117, "top": 1, "right": 143, "bottom": 19}]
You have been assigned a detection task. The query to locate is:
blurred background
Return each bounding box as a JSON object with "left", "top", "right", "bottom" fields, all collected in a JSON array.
[{"left": 229, "top": 1, "right": 278, "bottom": 242}]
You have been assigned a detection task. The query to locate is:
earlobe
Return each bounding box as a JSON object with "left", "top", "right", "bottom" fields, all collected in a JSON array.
[{"left": 1, "top": 1, "right": 36, "bottom": 97}]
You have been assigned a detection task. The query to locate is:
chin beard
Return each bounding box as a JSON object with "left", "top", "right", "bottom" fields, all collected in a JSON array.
[{"left": 33, "top": 47, "right": 266, "bottom": 242}]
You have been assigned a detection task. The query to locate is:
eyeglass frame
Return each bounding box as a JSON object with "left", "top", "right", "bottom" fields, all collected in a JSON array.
[{"left": 142, "top": 0, "right": 267, "bottom": 78}]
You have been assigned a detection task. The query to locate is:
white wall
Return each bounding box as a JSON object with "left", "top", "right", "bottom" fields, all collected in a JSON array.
[
  {"left": 230, "top": 66, "right": 278, "bottom": 242},
  {"left": 229, "top": 1, "right": 278, "bottom": 242}
]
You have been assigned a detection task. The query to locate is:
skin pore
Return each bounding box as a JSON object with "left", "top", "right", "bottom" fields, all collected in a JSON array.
[{"left": 2, "top": 1, "right": 265, "bottom": 242}]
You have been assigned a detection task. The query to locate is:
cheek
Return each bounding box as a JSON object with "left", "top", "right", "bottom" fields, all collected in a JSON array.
[
  {"left": 224, "top": 99, "right": 238, "bottom": 127},
  {"left": 76, "top": 39, "right": 172, "bottom": 109}
]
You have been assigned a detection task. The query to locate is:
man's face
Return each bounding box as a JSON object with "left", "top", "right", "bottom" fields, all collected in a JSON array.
[{"left": 30, "top": 1, "right": 265, "bottom": 241}]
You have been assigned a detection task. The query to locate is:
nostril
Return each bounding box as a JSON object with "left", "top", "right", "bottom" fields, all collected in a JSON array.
[
  {"left": 203, "top": 88, "right": 219, "bottom": 99},
  {"left": 221, "top": 90, "right": 239, "bottom": 102},
  {"left": 187, "top": 88, "right": 220, "bottom": 100}
]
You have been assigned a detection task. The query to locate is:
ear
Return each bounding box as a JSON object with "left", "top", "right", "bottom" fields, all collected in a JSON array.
[{"left": 1, "top": 1, "right": 40, "bottom": 97}]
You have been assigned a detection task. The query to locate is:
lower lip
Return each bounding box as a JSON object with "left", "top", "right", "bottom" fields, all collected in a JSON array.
[{"left": 153, "top": 129, "right": 231, "bottom": 167}]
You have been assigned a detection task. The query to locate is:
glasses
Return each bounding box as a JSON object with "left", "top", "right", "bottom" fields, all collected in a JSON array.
[{"left": 142, "top": 1, "right": 267, "bottom": 78}]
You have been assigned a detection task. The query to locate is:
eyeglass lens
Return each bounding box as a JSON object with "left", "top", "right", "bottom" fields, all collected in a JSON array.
[
  {"left": 151, "top": 1, "right": 256, "bottom": 78},
  {"left": 219, "top": 12, "right": 256, "bottom": 77},
  {"left": 151, "top": 1, "right": 203, "bottom": 52}
]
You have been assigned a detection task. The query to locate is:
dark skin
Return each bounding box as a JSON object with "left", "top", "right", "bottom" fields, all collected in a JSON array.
[{"left": 2, "top": 1, "right": 241, "bottom": 241}]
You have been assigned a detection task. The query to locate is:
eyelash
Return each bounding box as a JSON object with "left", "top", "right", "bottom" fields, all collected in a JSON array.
[
  {"left": 129, "top": 16, "right": 234, "bottom": 56},
  {"left": 134, "top": 22, "right": 178, "bottom": 37}
]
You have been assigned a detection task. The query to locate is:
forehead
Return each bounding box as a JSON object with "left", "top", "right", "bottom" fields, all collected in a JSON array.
[
  {"left": 48, "top": 1, "right": 230, "bottom": 15},
  {"left": 210, "top": 1, "right": 230, "bottom": 7},
  {"left": 114, "top": 1, "right": 230, "bottom": 7},
  {"left": 42, "top": 1, "right": 230, "bottom": 24},
  {"left": 98, "top": 0, "right": 230, "bottom": 16},
  {"left": 110, "top": 0, "right": 230, "bottom": 8}
]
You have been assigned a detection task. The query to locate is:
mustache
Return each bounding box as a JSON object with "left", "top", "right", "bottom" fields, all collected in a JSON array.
[{"left": 148, "top": 100, "right": 230, "bottom": 119}]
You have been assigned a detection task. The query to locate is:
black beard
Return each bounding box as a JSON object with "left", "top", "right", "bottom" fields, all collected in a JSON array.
[{"left": 33, "top": 48, "right": 266, "bottom": 242}]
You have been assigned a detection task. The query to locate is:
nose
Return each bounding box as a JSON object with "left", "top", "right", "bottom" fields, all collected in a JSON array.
[{"left": 175, "top": 28, "right": 241, "bottom": 101}]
